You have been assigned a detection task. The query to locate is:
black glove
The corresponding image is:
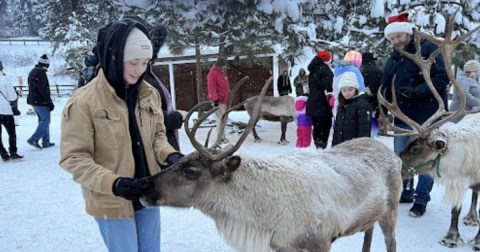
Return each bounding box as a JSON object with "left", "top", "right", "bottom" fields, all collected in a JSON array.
[
  {"left": 166, "top": 152, "right": 185, "bottom": 166},
  {"left": 112, "top": 177, "right": 144, "bottom": 201},
  {"left": 397, "top": 87, "right": 418, "bottom": 99},
  {"left": 213, "top": 100, "right": 219, "bottom": 107},
  {"left": 48, "top": 103, "right": 55, "bottom": 111}
]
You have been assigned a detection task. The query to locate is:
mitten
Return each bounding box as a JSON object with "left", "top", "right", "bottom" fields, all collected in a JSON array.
[
  {"left": 112, "top": 177, "right": 144, "bottom": 201},
  {"left": 49, "top": 103, "right": 55, "bottom": 111},
  {"left": 213, "top": 100, "right": 219, "bottom": 107},
  {"left": 166, "top": 152, "right": 185, "bottom": 166}
]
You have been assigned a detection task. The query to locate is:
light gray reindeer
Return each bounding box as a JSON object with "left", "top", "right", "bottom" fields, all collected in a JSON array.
[
  {"left": 140, "top": 77, "right": 403, "bottom": 252},
  {"left": 214, "top": 76, "right": 296, "bottom": 145},
  {"left": 244, "top": 95, "right": 296, "bottom": 144},
  {"left": 378, "top": 11, "right": 480, "bottom": 250}
]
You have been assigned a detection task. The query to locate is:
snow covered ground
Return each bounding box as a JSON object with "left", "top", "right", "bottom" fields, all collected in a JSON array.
[{"left": 0, "top": 96, "right": 479, "bottom": 252}]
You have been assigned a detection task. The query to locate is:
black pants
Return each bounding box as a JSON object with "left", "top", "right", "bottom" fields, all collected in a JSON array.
[
  {"left": 312, "top": 115, "right": 332, "bottom": 146},
  {"left": 0, "top": 115, "right": 17, "bottom": 153}
]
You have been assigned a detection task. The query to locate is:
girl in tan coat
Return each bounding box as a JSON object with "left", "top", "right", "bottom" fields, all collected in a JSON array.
[{"left": 59, "top": 19, "right": 183, "bottom": 252}]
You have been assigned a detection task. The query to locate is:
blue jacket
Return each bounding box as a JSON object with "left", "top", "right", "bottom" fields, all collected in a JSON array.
[{"left": 381, "top": 33, "right": 449, "bottom": 125}]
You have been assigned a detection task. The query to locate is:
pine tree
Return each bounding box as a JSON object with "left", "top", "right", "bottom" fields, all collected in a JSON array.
[
  {"left": 9, "top": 0, "right": 46, "bottom": 36},
  {"left": 41, "top": 0, "right": 117, "bottom": 73}
]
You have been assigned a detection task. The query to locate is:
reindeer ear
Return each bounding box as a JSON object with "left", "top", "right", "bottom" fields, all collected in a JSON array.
[
  {"left": 210, "top": 156, "right": 241, "bottom": 179},
  {"left": 226, "top": 156, "right": 241, "bottom": 172},
  {"left": 434, "top": 140, "right": 446, "bottom": 150},
  {"left": 220, "top": 156, "right": 241, "bottom": 179},
  {"left": 429, "top": 132, "right": 447, "bottom": 150}
]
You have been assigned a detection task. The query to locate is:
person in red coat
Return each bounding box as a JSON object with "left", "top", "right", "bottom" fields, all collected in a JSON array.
[{"left": 207, "top": 58, "right": 230, "bottom": 142}]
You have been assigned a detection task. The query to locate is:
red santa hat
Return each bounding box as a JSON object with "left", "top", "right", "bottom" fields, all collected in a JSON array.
[{"left": 384, "top": 12, "right": 415, "bottom": 39}]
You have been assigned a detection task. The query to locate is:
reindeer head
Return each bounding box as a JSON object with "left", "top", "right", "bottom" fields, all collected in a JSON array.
[
  {"left": 378, "top": 10, "right": 480, "bottom": 178},
  {"left": 140, "top": 76, "right": 273, "bottom": 207}
]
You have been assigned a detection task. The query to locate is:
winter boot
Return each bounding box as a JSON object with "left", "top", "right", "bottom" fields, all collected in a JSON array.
[
  {"left": 1, "top": 151, "right": 10, "bottom": 161},
  {"left": 314, "top": 141, "right": 327, "bottom": 149},
  {"left": 9, "top": 152, "right": 23, "bottom": 160},
  {"left": 409, "top": 203, "right": 426, "bottom": 218}
]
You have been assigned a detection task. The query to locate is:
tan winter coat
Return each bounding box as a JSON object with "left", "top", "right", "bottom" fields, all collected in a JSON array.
[{"left": 59, "top": 70, "right": 177, "bottom": 219}]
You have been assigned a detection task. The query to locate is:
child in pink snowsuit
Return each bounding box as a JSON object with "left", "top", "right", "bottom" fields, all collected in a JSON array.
[{"left": 295, "top": 95, "right": 313, "bottom": 148}]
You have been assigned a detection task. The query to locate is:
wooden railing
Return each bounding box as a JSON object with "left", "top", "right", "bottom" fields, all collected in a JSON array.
[
  {"left": 14, "top": 84, "right": 77, "bottom": 97},
  {"left": 0, "top": 39, "right": 53, "bottom": 46}
]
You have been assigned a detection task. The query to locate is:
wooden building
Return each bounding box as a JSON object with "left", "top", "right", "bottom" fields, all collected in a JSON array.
[{"left": 152, "top": 50, "right": 288, "bottom": 110}]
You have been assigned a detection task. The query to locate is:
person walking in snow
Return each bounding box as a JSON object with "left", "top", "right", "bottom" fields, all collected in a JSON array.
[
  {"left": 207, "top": 57, "right": 230, "bottom": 143},
  {"left": 0, "top": 66, "right": 23, "bottom": 161},
  {"left": 306, "top": 50, "right": 334, "bottom": 149},
  {"left": 331, "top": 72, "right": 371, "bottom": 147},
  {"left": 26, "top": 54, "right": 55, "bottom": 149},
  {"left": 59, "top": 19, "right": 184, "bottom": 252},
  {"left": 382, "top": 12, "right": 449, "bottom": 218}
]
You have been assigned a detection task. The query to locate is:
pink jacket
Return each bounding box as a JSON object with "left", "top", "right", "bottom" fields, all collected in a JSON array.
[{"left": 207, "top": 65, "right": 230, "bottom": 104}]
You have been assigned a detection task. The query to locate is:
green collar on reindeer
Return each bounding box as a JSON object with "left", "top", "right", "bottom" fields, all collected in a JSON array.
[{"left": 402, "top": 152, "right": 443, "bottom": 178}]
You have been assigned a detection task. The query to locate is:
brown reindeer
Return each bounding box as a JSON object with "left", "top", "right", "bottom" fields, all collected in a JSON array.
[
  {"left": 140, "top": 75, "right": 403, "bottom": 252},
  {"left": 378, "top": 10, "right": 480, "bottom": 250}
]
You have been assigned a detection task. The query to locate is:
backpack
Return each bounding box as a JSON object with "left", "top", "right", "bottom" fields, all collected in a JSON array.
[
  {"left": 83, "top": 65, "right": 96, "bottom": 83},
  {"left": 83, "top": 55, "right": 98, "bottom": 84}
]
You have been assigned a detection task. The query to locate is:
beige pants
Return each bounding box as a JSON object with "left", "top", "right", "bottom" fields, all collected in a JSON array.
[{"left": 215, "top": 104, "right": 227, "bottom": 139}]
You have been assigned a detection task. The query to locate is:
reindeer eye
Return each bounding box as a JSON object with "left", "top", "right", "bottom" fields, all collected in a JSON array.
[
  {"left": 410, "top": 145, "right": 422, "bottom": 155},
  {"left": 184, "top": 168, "right": 201, "bottom": 180}
]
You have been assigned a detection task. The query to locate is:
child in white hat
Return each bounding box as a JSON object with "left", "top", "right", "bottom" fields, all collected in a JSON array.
[
  {"left": 449, "top": 59, "right": 480, "bottom": 122},
  {"left": 331, "top": 72, "right": 372, "bottom": 147}
]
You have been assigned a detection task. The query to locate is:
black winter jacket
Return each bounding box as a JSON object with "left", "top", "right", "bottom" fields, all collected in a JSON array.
[
  {"left": 27, "top": 65, "right": 52, "bottom": 106},
  {"left": 381, "top": 32, "right": 449, "bottom": 126},
  {"left": 306, "top": 57, "right": 333, "bottom": 118},
  {"left": 277, "top": 75, "right": 292, "bottom": 95},
  {"left": 361, "top": 60, "right": 382, "bottom": 112},
  {"left": 332, "top": 95, "right": 372, "bottom": 147},
  {"left": 144, "top": 70, "right": 183, "bottom": 151}
]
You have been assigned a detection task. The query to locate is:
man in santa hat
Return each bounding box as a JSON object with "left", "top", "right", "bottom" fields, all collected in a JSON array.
[{"left": 381, "top": 12, "right": 449, "bottom": 218}]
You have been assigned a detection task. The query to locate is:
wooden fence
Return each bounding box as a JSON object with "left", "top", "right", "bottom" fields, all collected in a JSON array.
[{"left": 14, "top": 84, "right": 77, "bottom": 97}]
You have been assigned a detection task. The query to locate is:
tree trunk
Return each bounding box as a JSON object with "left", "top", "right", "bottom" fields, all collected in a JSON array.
[{"left": 195, "top": 41, "right": 204, "bottom": 116}]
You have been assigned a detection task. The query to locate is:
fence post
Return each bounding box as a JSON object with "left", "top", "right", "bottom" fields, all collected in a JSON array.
[{"left": 17, "top": 76, "right": 23, "bottom": 97}]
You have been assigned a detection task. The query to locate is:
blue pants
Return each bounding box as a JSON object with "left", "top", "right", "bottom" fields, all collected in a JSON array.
[
  {"left": 29, "top": 105, "right": 51, "bottom": 147},
  {"left": 95, "top": 207, "right": 160, "bottom": 252},
  {"left": 394, "top": 135, "right": 434, "bottom": 206}
]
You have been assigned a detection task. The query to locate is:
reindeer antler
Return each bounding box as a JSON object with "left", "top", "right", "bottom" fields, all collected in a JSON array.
[
  {"left": 185, "top": 77, "right": 273, "bottom": 161},
  {"left": 213, "top": 76, "right": 250, "bottom": 148},
  {"left": 378, "top": 9, "right": 480, "bottom": 138},
  {"left": 377, "top": 76, "right": 423, "bottom": 136}
]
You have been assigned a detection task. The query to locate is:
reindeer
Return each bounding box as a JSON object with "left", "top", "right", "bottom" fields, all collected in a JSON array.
[
  {"left": 213, "top": 76, "right": 295, "bottom": 145},
  {"left": 140, "top": 77, "right": 403, "bottom": 252},
  {"left": 243, "top": 95, "right": 296, "bottom": 144},
  {"left": 378, "top": 11, "right": 480, "bottom": 250}
]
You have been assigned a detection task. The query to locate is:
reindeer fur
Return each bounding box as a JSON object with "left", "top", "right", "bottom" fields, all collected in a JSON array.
[{"left": 141, "top": 138, "right": 402, "bottom": 252}]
